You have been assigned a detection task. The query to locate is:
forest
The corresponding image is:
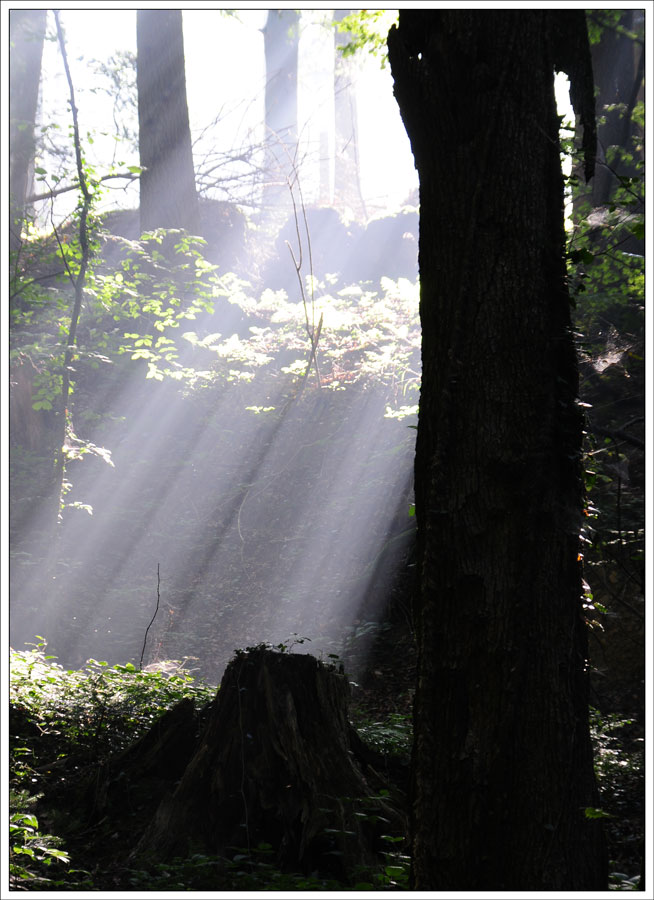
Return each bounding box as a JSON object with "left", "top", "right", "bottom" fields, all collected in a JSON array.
[{"left": 8, "top": 7, "right": 645, "bottom": 894}]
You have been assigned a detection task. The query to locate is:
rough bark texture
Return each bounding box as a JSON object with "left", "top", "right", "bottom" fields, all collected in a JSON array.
[
  {"left": 136, "top": 10, "right": 199, "bottom": 235},
  {"left": 9, "top": 9, "right": 46, "bottom": 253},
  {"left": 78, "top": 698, "right": 200, "bottom": 823},
  {"left": 135, "top": 649, "right": 405, "bottom": 875},
  {"left": 388, "top": 10, "right": 607, "bottom": 890}
]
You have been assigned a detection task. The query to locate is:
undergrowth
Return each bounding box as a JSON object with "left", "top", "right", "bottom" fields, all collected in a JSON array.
[
  {"left": 9, "top": 638, "right": 214, "bottom": 890},
  {"left": 353, "top": 711, "right": 412, "bottom": 759},
  {"left": 590, "top": 708, "right": 645, "bottom": 890},
  {"left": 8, "top": 638, "right": 644, "bottom": 891}
]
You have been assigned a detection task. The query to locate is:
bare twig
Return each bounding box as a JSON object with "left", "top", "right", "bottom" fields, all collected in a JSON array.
[
  {"left": 140, "top": 564, "right": 161, "bottom": 670},
  {"left": 281, "top": 160, "right": 322, "bottom": 390},
  {"left": 591, "top": 424, "right": 645, "bottom": 451}
]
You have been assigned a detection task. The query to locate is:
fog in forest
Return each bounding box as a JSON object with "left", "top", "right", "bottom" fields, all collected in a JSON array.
[{"left": 9, "top": 9, "right": 420, "bottom": 684}]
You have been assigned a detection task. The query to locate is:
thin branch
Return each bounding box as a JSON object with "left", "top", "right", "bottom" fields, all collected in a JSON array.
[
  {"left": 591, "top": 424, "right": 645, "bottom": 451},
  {"left": 140, "top": 564, "right": 162, "bottom": 670},
  {"left": 53, "top": 11, "right": 93, "bottom": 521},
  {"left": 49, "top": 211, "right": 75, "bottom": 286},
  {"left": 25, "top": 170, "right": 140, "bottom": 205}
]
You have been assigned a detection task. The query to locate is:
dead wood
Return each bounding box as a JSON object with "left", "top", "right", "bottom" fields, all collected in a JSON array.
[{"left": 134, "top": 647, "right": 406, "bottom": 876}]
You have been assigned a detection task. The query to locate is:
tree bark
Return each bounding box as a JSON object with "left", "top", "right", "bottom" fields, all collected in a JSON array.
[
  {"left": 590, "top": 10, "right": 644, "bottom": 207},
  {"left": 388, "top": 10, "right": 607, "bottom": 890},
  {"left": 9, "top": 9, "right": 46, "bottom": 253},
  {"left": 333, "top": 10, "right": 366, "bottom": 220},
  {"left": 135, "top": 648, "right": 405, "bottom": 876},
  {"left": 77, "top": 698, "right": 200, "bottom": 823},
  {"left": 262, "top": 10, "right": 299, "bottom": 213},
  {"left": 136, "top": 10, "right": 199, "bottom": 235}
]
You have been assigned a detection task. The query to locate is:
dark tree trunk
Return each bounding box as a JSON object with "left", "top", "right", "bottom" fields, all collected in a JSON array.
[
  {"left": 136, "top": 10, "right": 199, "bottom": 235},
  {"left": 388, "top": 10, "right": 607, "bottom": 890},
  {"left": 262, "top": 10, "right": 299, "bottom": 212},
  {"left": 9, "top": 9, "right": 46, "bottom": 254},
  {"left": 135, "top": 649, "right": 405, "bottom": 875}
]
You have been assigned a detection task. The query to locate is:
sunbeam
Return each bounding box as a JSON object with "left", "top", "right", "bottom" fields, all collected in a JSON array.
[
  {"left": 8, "top": 8, "right": 645, "bottom": 893},
  {"left": 9, "top": 9, "right": 419, "bottom": 688},
  {"left": 11, "top": 272, "right": 420, "bottom": 682}
]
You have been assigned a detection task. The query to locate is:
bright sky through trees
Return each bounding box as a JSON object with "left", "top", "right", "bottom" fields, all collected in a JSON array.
[
  {"left": 8, "top": 4, "right": 424, "bottom": 678},
  {"left": 29, "top": 7, "right": 573, "bottom": 226},
  {"left": 36, "top": 8, "right": 418, "bottom": 221},
  {"left": 6, "top": 5, "right": 583, "bottom": 677}
]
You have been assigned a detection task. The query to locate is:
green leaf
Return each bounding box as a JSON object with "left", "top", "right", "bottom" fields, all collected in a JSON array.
[
  {"left": 584, "top": 806, "right": 612, "bottom": 819},
  {"left": 385, "top": 865, "right": 406, "bottom": 877},
  {"left": 14, "top": 814, "right": 38, "bottom": 829},
  {"left": 42, "top": 848, "right": 70, "bottom": 861},
  {"left": 568, "top": 248, "right": 595, "bottom": 266},
  {"left": 630, "top": 221, "right": 644, "bottom": 241}
]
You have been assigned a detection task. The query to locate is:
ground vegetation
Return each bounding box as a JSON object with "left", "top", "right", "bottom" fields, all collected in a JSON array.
[{"left": 8, "top": 7, "right": 644, "bottom": 893}]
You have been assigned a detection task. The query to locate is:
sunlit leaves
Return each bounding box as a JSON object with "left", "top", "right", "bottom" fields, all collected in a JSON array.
[
  {"left": 334, "top": 10, "right": 399, "bottom": 66},
  {"left": 10, "top": 807, "right": 71, "bottom": 884},
  {"left": 280, "top": 359, "right": 307, "bottom": 376},
  {"left": 245, "top": 405, "right": 276, "bottom": 415},
  {"left": 182, "top": 272, "right": 420, "bottom": 409},
  {"left": 9, "top": 639, "right": 215, "bottom": 889},
  {"left": 10, "top": 640, "right": 215, "bottom": 756},
  {"left": 384, "top": 404, "right": 418, "bottom": 421},
  {"left": 146, "top": 362, "right": 164, "bottom": 381}
]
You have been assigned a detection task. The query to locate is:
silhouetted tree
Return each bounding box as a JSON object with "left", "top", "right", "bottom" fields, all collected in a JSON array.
[
  {"left": 136, "top": 10, "right": 199, "bottom": 234},
  {"left": 262, "top": 9, "right": 299, "bottom": 211},
  {"left": 388, "top": 10, "right": 607, "bottom": 890},
  {"left": 9, "top": 9, "right": 47, "bottom": 253}
]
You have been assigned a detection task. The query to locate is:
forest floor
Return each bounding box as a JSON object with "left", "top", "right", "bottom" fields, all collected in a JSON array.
[{"left": 9, "top": 614, "right": 644, "bottom": 892}]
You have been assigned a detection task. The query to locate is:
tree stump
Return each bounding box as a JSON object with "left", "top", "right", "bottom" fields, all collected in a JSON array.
[
  {"left": 135, "top": 648, "right": 405, "bottom": 876},
  {"left": 73, "top": 696, "right": 200, "bottom": 828}
]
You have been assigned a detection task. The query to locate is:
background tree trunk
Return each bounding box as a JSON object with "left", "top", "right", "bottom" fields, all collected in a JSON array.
[
  {"left": 333, "top": 10, "right": 366, "bottom": 221},
  {"left": 135, "top": 648, "right": 405, "bottom": 875},
  {"left": 136, "top": 10, "right": 199, "bottom": 234},
  {"left": 9, "top": 9, "right": 47, "bottom": 254},
  {"left": 388, "top": 10, "right": 607, "bottom": 890},
  {"left": 262, "top": 10, "right": 299, "bottom": 215},
  {"left": 590, "top": 9, "right": 645, "bottom": 207}
]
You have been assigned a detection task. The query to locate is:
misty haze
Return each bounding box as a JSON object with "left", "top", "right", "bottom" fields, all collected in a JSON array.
[
  {"left": 8, "top": 8, "right": 644, "bottom": 892},
  {"left": 10, "top": 9, "right": 420, "bottom": 684}
]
